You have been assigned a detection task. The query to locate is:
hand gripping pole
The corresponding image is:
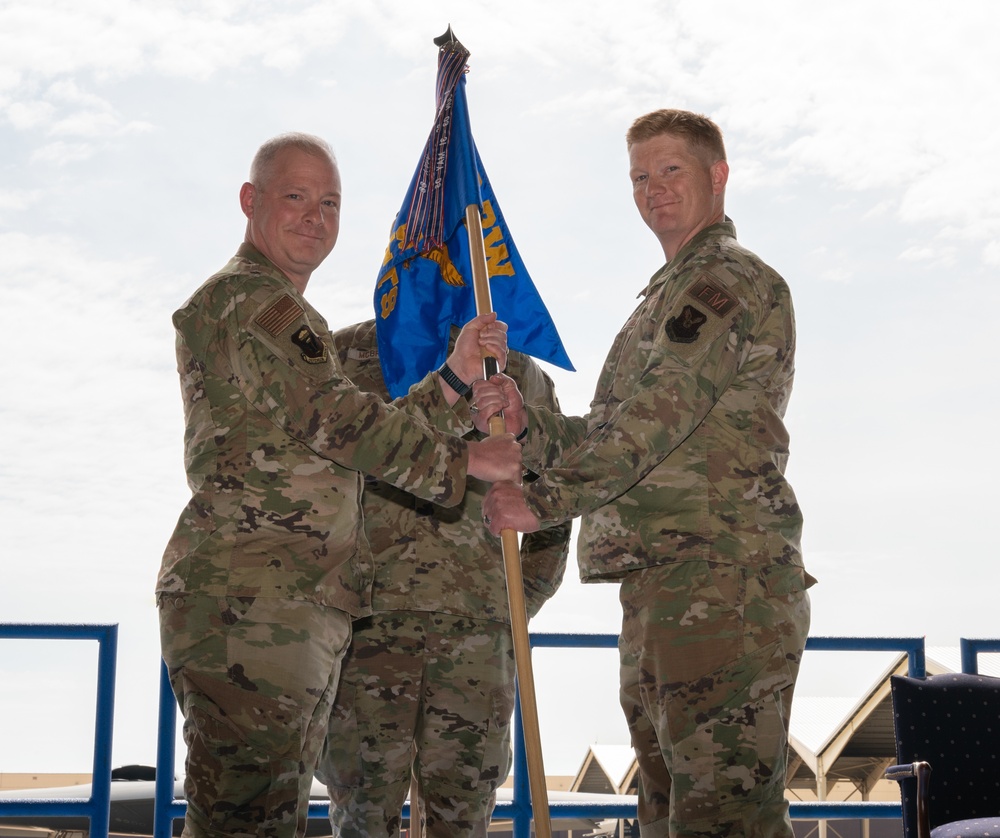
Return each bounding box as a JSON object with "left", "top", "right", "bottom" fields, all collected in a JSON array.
[{"left": 466, "top": 204, "right": 552, "bottom": 838}]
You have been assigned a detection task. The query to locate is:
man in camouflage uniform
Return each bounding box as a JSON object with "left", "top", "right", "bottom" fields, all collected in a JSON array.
[
  {"left": 479, "top": 110, "right": 816, "bottom": 837},
  {"left": 315, "top": 319, "right": 569, "bottom": 838},
  {"left": 157, "top": 132, "right": 522, "bottom": 838}
]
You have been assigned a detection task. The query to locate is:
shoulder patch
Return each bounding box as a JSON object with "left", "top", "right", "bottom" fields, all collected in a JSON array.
[
  {"left": 665, "top": 305, "right": 708, "bottom": 343},
  {"left": 255, "top": 295, "right": 303, "bottom": 338},
  {"left": 685, "top": 277, "right": 738, "bottom": 318},
  {"left": 291, "top": 326, "right": 329, "bottom": 364}
]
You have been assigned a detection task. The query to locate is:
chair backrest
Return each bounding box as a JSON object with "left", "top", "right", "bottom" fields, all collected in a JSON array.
[{"left": 890, "top": 672, "right": 1000, "bottom": 838}]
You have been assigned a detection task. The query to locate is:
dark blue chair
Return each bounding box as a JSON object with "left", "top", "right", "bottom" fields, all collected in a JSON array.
[{"left": 886, "top": 672, "right": 1000, "bottom": 838}]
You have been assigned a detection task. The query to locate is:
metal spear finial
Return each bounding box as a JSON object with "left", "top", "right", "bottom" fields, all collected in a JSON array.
[{"left": 433, "top": 25, "right": 468, "bottom": 54}]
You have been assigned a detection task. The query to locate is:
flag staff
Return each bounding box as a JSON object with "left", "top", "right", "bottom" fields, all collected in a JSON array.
[
  {"left": 432, "top": 27, "right": 553, "bottom": 838},
  {"left": 468, "top": 208, "right": 553, "bottom": 838}
]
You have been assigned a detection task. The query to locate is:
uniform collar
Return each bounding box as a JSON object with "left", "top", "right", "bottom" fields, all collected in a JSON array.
[
  {"left": 235, "top": 242, "right": 299, "bottom": 292},
  {"left": 638, "top": 217, "right": 737, "bottom": 298}
]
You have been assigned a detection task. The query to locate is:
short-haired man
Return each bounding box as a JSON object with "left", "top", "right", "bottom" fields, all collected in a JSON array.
[
  {"left": 479, "top": 110, "right": 815, "bottom": 837},
  {"left": 157, "top": 132, "right": 522, "bottom": 838}
]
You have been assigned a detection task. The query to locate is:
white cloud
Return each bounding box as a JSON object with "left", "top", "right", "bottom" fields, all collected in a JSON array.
[
  {"left": 0, "top": 1, "right": 363, "bottom": 87},
  {"left": 542, "top": 1, "right": 1000, "bottom": 257},
  {"left": 6, "top": 78, "right": 152, "bottom": 140},
  {"left": 6, "top": 99, "right": 55, "bottom": 129},
  {"left": 0, "top": 188, "right": 40, "bottom": 212},
  {"left": 898, "top": 242, "right": 957, "bottom": 268},
  {"left": 819, "top": 267, "right": 854, "bottom": 284},
  {"left": 0, "top": 2, "right": 142, "bottom": 84},
  {"left": 29, "top": 139, "right": 97, "bottom": 164},
  {"left": 3, "top": 1, "right": 996, "bottom": 258},
  {"left": 2, "top": 0, "right": 999, "bottom": 777},
  {"left": 898, "top": 244, "right": 939, "bottom": 262},
  {"left": 862, "top": 200, "right": 895, "bottom": 221},
  {"left": 50, "top": 109, "right": 153, "bottom": 138},
  {"left": 47, "top": 78, "right": 110, "bottom": 106},
  {"left": 0, "top": 230, "right": 181, "bottom": 352},
  {"left": 0, "top": 230, "right": 185, "bottom": 578}
]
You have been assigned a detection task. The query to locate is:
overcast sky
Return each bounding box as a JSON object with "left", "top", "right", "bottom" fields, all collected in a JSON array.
[{"left": 2, "top": 0, "right": 998, "bottom": 778}]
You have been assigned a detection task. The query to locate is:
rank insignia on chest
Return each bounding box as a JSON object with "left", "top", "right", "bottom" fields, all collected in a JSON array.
[
  {"left": 291, "top": 325, "right": 329, "bottom": 364},
  {"left": 665, "top": 304, "right": 708, "bottom": 343}
]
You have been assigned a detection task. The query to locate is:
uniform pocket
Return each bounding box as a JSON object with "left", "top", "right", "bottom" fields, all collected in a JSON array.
[
  {"left": 181, "top": 668, "right": 304, "bottom": 760},
  {"left": 316, "top": 681, "right": 364, "bottom": 788},
  {"left": 669, "top": 672, "right": 791, "bottom": 821},
  {"left": 759, "top": 564, "right": 816, "bottom": 596},
  {"left": 479, "top": 681, "right": 516, "bottom": 789}
]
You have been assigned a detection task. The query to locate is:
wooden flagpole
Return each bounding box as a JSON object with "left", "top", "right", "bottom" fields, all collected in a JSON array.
[{"left": 465, "top": 204, "right": 552, "bottom": 838}]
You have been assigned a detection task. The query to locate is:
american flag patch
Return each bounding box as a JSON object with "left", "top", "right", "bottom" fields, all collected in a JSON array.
[{"left": 255, "top": 295, "right": 303, "bottom": 337}]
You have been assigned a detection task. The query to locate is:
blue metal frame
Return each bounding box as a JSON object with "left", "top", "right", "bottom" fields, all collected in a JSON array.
[
  {"left": 157, "top": 657, "right": 411, "bottom": 836},
  {"left": 519, "top": 634, "right": 929, "bottom": 830},
  {"left": 0, "top": 623, "right": 118, "bottom": 838},
  {"left": 153, "top": 661, "right": 185, "bottom": 838},
  {"left": 803, "top": 635, "right": 926, "bottom": 676},
  {"left": 150, "top": 634, "right": 934, "bottom": 836},
  {"left": 959, "top": 637, "right": 1000, "bottom": 674},
  {"left": 8, "top": 628, "right": 986, "bottom": 838}
]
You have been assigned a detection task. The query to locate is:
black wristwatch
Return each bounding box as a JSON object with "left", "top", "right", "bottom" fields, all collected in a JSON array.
[{"left": 437, "top": 362, "right": 471, "bottom": 397}]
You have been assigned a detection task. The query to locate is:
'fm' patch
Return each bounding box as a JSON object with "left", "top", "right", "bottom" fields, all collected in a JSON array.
[
  {"left": 685, "top": 277, "right": 738, "bottom": 317},
  {"left": 256, "top": 295, "right": 303, "bottom": 338},
  {"left": 291, "top": 326, "right": 328, "bottom": 364},
  {"left": 665, "top": 305, "right": 708, "bottom": 343}
]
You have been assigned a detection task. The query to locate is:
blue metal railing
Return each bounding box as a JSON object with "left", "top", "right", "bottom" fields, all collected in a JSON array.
[
  {"left": 803, "top": 635, "right": 926, "bottom": 677},
  {"left": 154, "top": 662, "right": 185, "bottom": 837},
  {"left": 521, "top": 634, "right": 926, "bottom": 827},
  {"left": 6, "top": 627, "right": 999, "bottom": 838},
  {"left": 0, "top": 623, "right": 118, "bottom": 838},
  {"left": 153, "top": 633, "right": 928, "bottom": 835},
  {"left": 960, "top": 637, "right": 1000, "bottom": 674}
]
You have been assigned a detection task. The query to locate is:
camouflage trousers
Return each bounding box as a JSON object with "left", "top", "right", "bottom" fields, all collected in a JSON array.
[
  {"left": 158, "top": 593, "right": 352, "bottom": 838},
  {"left": 618, "top": 561, "right": 812, "bottom": 838},
  {"left": 316, "top": 612, "right": 517, "bottom": 838}
]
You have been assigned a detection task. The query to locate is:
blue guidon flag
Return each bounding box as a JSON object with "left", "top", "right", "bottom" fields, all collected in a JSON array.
[{"left": 374, "top": 28, "right": 574, "bottom": 399}]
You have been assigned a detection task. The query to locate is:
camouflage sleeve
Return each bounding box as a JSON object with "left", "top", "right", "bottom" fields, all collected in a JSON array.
[
  {"left": 520, "top": 405, "right": 589, "bottom": 471},
  {"left": 330, "top": 319, "right": 473, "bottom": 435},
  {"left": 394, "top": 371, "right": 474, "bottom": 435},
  {"left": 509, "top": 354, "right": 571, "bottom": 617},
  {"left": 214, "top": 278, "right": 468, "bottom": 507},
  {"left": 523, "top": 268, "right": 755, "bottom": 526},
  {"left": 521, "top": 522, "right": 571, "bottom": 618}
]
